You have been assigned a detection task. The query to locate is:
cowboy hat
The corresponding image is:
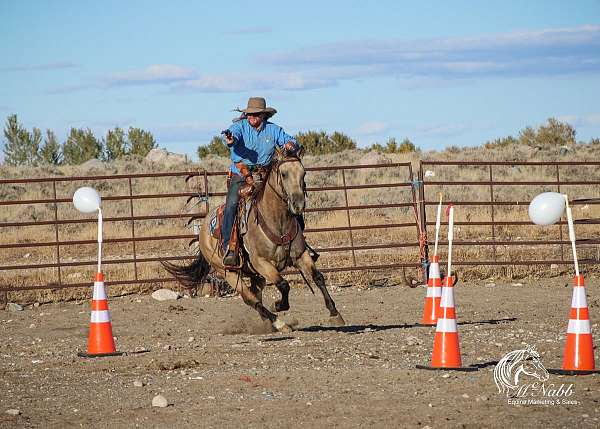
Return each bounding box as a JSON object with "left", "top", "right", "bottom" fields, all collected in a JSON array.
[{"left": 241, "top": 97, "right": 277, "bottom": 117}]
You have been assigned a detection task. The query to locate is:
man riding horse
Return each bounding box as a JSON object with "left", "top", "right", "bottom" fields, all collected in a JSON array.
[
  {"left": 163, "top": 96, "right": 343, "bottom": 332},
  {"left": 221, "top": 97, "right": 317, "bottom": 267}
]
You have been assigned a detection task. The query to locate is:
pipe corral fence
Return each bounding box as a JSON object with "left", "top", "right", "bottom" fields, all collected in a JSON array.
[{"left": 1, "top": 160, "right": 600, "bottom": 301}]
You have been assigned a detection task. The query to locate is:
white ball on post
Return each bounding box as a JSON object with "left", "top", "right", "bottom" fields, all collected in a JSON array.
[
  {"left": 73, "top": 186, "right": 103, "bottom": 274},
  {"left": 528, "top": 192, "right": 565, "bottom": 226}
]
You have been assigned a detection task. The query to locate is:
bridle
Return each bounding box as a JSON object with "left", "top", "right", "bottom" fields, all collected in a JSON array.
[
  {"left": 252, "top": 154, "right": 305, "bottom": 246},
  {"left": 265, "top": 155, "right": 305, "bottom": 205}
]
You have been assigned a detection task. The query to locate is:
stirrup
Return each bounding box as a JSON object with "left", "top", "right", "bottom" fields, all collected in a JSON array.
[{"left": 223, "top": 250, "right": 239, "bottom": 267}]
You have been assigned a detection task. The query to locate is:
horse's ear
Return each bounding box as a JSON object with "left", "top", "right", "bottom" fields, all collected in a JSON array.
[{"left": 275, "top": 146, "right": 284, "bottom": 160}]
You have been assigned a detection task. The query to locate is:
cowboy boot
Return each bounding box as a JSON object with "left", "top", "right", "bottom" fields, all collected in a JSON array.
[{"left": 223, "top": 249, "right": 239, "bottom": 267}]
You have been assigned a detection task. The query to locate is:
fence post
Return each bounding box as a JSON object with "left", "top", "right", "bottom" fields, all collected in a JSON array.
[
  {"left": 341, "top": 169, "right": 357, "bottom": 267},
  {"left": 128, "top": 177, "right": 139, "bottom": 284},
  {"left": 52, "top": 180, "right": 62, "bottom": 287},
  {"left": 417, "top": 161, "right": 429, "bottom": 284},
  {"left": 488, "top": 165, "right": 497, "bottom": 262},
  {"left": 555, "top": 165, "right": 565, "bottom": 261}
]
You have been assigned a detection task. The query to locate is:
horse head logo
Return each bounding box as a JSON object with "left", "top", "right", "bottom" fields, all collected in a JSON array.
[{"left": 494, "top": 345, "right": 549, "bottom": 396}]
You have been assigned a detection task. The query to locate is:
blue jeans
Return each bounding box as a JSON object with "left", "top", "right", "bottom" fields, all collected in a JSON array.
[
  {"left": 222, "top": 175, "right": 245, "bottom": 252},
  {"left": 222, "top": 175, "right": 307, "bottom": 252}
]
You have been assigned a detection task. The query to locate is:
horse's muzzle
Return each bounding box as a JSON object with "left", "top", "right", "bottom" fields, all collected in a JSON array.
[{"left": 289, "top": 195, "right": 305, "bottom": 215}]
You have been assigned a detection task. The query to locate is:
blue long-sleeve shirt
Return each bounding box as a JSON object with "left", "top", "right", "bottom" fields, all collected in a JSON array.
[{"left": 225, "top": 119, "right": 297, "bottom": 175}]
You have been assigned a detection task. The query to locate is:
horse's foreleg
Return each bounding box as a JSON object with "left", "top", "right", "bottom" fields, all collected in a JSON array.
[
  {"left": 226, "top": 270, "right": 290, "bottom": 333},
  {"left": 295, "top": 251, "right": 345, "bottom": 326},
  {"left": 252, "top": 258, "right": 290, "bottom": 313}
]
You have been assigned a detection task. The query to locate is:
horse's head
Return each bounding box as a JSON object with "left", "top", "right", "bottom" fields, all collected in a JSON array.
[
  {"left": 272, "top": 148, "right": 306, "bottom": 215},
  {"left": 520, "top": 346, "right": 549, "bottom": 382}
]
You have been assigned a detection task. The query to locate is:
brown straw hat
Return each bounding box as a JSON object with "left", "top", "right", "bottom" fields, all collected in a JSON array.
[{"left": 241, "top": 97, "right": 277, "bottom": 118}]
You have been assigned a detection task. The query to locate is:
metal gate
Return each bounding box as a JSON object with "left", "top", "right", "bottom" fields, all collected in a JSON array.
[
  {"left": 417, "top": 161, "right": 600, "bottom": 272},
  {"left": 0, "top": 162, "right": 418, "bottom": 297}
]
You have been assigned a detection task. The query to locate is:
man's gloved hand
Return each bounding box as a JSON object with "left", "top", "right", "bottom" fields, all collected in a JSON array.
[
  {"left": 283, "top": 141, "right": 297, "bottom": 156},
  {"left": 221, "top": 130, "right": 234, "bottom": 146}
]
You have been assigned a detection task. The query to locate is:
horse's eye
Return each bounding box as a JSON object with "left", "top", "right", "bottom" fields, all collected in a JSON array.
[{"left": 281, "top": 172, "right": 287, "bottom": 179}]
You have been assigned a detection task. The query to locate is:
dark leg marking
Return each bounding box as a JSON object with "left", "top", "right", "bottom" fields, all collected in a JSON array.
[
  {"left": 312, "top": 268, "right": 339, "bottom": 317},
  {"left": 273, "top": 279, "right": 290, "bottom": 312}
]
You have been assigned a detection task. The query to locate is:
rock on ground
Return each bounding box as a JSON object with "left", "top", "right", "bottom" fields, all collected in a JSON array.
[
  {"left": 144, "top": 149, "right": 188, "bottom": 166},
  {"left": 151, "top": 289, "right": 181, "bottom": 301},
  {"left": 7, "top": 303, "right": 24, "bottom": 312},
  {"left": 152, "top": 394, "right": 168, "bottom": 408}
]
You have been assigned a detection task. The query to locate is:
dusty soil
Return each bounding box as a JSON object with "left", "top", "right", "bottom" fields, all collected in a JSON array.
[{"left": 1, "top": 277, "right": 600, "bottom": 428}]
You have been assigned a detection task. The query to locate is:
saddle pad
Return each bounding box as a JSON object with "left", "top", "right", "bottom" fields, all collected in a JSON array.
[
  {"left": 210, "top": 204, "right": 225, "bottom": 239},
  {"left": 210, "top": 202, "right": 251, "bottom": 240}
]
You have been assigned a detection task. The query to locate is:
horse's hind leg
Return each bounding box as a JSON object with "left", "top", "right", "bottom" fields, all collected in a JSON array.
[
  {"left": 225, "top": 271, "right": 291, "bottom": 333},
  {"left": 295, "top": 251, "right": 345, "bottom": 326}
]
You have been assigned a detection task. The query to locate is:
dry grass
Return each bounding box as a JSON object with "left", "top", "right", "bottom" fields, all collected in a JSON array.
[{"left": 1, "top": 143, "right": 600, "bottom": 303}]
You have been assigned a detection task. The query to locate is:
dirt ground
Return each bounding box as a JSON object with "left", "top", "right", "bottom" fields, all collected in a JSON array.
[{"left": 1, "top": 276, "right": 600, "bottom": 428}]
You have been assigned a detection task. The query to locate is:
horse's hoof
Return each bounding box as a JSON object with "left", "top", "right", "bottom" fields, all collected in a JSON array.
[
  {"left": 269, "top": 302, "right": 290, "bottom": 313},
  {"left": 273, "top": 319, "right": 293, "bottom": 333},
  {"left": 329, "top": 314, "right": 346, "bottom": 327}
]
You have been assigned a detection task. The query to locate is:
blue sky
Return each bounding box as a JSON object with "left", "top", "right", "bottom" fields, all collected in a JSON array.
[{"left": 1, "top": 0, "right": 600, "bottom": 160}]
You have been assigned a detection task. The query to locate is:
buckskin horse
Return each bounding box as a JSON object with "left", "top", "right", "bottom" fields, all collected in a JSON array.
[{"left": 163, "top": 150, "right": 345, "bottom": 333}]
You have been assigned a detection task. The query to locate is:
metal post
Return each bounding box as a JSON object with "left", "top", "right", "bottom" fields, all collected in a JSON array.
[
  {"left": 52, "top": 180, "right": 62, "bottom": 286},
  {"left": 419, "top": 162, "right": 429, "bottom": 283},
  {"left": 128, "top": 178, "right": 138, "bottom": 281},
  {"left": 341, "top": 170, "right": 357, "bottom": 267},
  {"left": 488, "top": 165, "right": 497, "bottom": 262},
  {"left": 203, "top": 170, "right": 210, "bottom": 214},
  {"left": 556, "top": 165, "right": 565, "bottom": 261}
]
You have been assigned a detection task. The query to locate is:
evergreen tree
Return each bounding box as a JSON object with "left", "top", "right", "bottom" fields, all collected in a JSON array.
[
  {"left": 39, "top": 130, "right": 62, "bottom": 165},
  {"left": 197, "top": 136, "right": 229, "bottom": 158},
  {"left": 128, "top": 127, "right": 156, "bottom": 156},
  {"left": 104, "top": 127, "right": 128, "bottom": 161},
  {"left": 62, "top": 128, "right": 102, "bottom": 164},
  {"left": 330, "top": 131, "right": 357, "bottom": 152},
  {"left": 295, "top": 130, "right": 331, "bottom": 155},
  {"left": 2, "top": 114, "right": 41, "bottom": 165}
]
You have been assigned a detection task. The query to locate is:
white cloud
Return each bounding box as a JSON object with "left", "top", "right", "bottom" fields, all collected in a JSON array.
[
  {"left": 174, "top": 72, "right": 335, "bottom": 93},
  {"left": 355, "top": 121, "right": 389, "bottom": 135},
  {"left": 261, "top": 25, "right": 600, "bottom": 81},
  {"left": 414, "top": 123, "right": 471, "bottom": 138},
  {"left": 84, "top": 25, "right": 600, "bottom": 95},
  {"left": 558, "top": 113, "right": 600, "bottom": 127},
  {"left": 106, "top": 64, "right": 197, "bottom": 86}
]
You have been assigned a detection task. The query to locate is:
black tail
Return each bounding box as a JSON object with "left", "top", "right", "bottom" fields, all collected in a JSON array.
[{"left": 161, "top": 253, "right": 211, "bottom": 295}]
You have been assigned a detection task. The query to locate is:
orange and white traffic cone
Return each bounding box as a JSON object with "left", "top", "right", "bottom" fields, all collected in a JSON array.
[
  {"left": 431, "top": 275, "right": 463, "bottom": 367},
  {"left": 546, "top": 196, "right": 599, "bottom": 374},
  {"left": 78, "top": 272, "right": 122, "bottom": 358},
  {"left": 549, "top": 275, "right": 599, "bottom": 374},
  {"left": 420, "top": 255, "right": 442, "bottom": 325},
  {"left": 417, "top": 205, "right": 476, "bottom": 372}
]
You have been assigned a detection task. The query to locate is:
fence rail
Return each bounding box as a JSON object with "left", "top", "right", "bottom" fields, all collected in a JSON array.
[
  {"left": 417, "top": 160, "right": 600, "bottom": 271},
  {"left": 1, "top": 163, "right": 418, "bottom": 294},
  {"left": 2, "top": 160, "right": 600, "bottom": 296}
]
